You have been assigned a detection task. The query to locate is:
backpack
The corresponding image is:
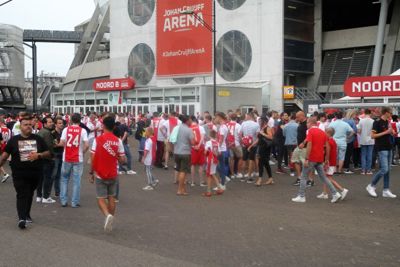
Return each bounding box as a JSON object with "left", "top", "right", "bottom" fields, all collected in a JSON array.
[
  {"left": 169, "top": 125, "right": 180, "bottom": 144},
  {"left": 241, "top": 135, "right": 253, "bottom": 148},
  {"left": 135, "top": 121, "right": 145, "bottom": 140}
]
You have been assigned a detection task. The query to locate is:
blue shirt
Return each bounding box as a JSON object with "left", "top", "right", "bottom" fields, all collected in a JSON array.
[
  {"left": 343, "top": 119, "right": 357, "bottom": 143},
  {"left": 283, "top": 120, "right": 298, "bottom": 146},
  {"left": 328, "top": 119, "right": 354, "bottom": 147}
]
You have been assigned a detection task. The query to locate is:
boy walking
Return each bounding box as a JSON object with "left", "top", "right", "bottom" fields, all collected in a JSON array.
[
  {"left": 203, "top": 130, "right": 224, "bottom": 197},
  {"left": 89, "top": 116, "right": 126, "bottom": 232}
]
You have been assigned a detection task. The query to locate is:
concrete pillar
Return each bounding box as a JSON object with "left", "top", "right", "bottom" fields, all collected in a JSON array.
[
  {"left": 381, "top": 0, "right": 400, "bottom": 75},
  {"left": 309, "top": 0, "right": 322, "bottom": 91},
  {"left": 372, "top": 0, "right": 389, "bottom": 76}
]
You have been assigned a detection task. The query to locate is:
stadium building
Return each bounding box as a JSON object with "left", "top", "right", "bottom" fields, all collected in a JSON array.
[{"left": 51, "top": 0, "right": 400, "bottom": 115}]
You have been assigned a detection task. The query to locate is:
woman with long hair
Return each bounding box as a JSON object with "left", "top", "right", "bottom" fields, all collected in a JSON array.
[{"left": 249, "top": 117, "right": 274, "bottom": 186}]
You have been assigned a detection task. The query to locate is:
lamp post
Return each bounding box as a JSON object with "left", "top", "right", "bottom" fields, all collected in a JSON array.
[{"left": 183, "top": 0, "right": 217, "bottom": 114}]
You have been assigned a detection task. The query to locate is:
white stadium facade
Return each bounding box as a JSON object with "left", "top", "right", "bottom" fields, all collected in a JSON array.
[{"left": 51, "top": 0, "right": 400, "bottom": 115}]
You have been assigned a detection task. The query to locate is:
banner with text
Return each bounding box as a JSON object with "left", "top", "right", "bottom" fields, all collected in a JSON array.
[{"left": 156, "top": 0, "right": 213, "bottom": 77}]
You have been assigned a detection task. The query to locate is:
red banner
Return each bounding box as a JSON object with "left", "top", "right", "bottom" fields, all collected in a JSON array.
[
  {"left": 344, "top": 76, "right": 400, "bottom": 97},
  {"left": 93, "top": 77, "right": 135, "bottom": 91},
  {"left": 156, "top": 0, "right": 213, "bottom": 77}
]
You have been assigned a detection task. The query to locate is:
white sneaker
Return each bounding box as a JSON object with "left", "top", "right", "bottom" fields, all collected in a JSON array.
[
  {"left": 230, "top": 175, "right": 236, "bottom": 180},
  {"left": 316, "top": 192, "right": 328, "bottom": 199},
  {"left": 219, "top": 185, "right": 226, "bottom": 190},
  {"left": 341, "top": 188, "right": 349, "bottom": 200},
  {"left": 244, "top": 174, "right": 249, "bottom": 178},
  {"left": 118, "top": 171, "right": 126, "bottom": 175},
  {"left": 236, "top": 173, "right": 243, "bottom": 179},
  {"left": 36, "top": 197, "right": 42, "bottom": 203},
  {"left": 42, "top": 197, "right": 56, "bottom": 204},
  {"left": 226, "top": 177, "right": 231, "bottom": 183},
  {"left": 382, "top": 189, "right": 397, "bottom": 198},
  {"left": 290, "top": 172, "right": 295, "bottom": 177},
  {"left": 213, "top": 186, "right": 219, "bottom": 191},
  {"left": 366, "top": 184, "right": 377, "bottom": 198},
  {"left": 269, "top": 160, "right": 275, "bottom": 165},
  {"left": 126, "top": 170, "right": 137, "bottom": 175},
  {"left": 1, "top": 173, "right": 10, "bottom": 183},
  {"left": 331, "top": 192, "right": 342, "bottom": 203},
  {"left": 104, "top": 214, "right": 114, "bottom": 232},
  {"left": 190, "top": 182, "right": 196, "bottom": 187},
  {"left": 142, "top": 185, "right": 154, "bottom": 191},
  {"left": 252, "top": 172, "right": 259, "bottom": 177},
  {"left": 291, "top": 196, "right": 306, "bottom": 203}
]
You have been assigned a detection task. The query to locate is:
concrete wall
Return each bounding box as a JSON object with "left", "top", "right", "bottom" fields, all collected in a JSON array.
[
  {"left": 110, "top": 0, "right": 283, "bottom": 111},
  {"left": 64, "top": 59, "right": 110, "bottom": 84},
  {"left": 322, "top": 25, "right": 389, "bottom": 51}
]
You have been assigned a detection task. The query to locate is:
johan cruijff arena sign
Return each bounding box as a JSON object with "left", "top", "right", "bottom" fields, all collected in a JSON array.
[
  {"left": 344, "top": 75, "right": 400, "bottom": 97},
  {"left": 156, "top": 0, "right": 213, "bottom": 77}
]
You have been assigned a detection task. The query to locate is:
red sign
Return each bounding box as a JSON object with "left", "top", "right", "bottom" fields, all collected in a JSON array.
[
  {"left": 93, "top": 77, "right": 135, "bottom": 91},
  {"left": 156, "top": 0, "right": 213, "bottom": 77},
  {"left": 344, "top": 76, "right": 400, "bottom": 97}
]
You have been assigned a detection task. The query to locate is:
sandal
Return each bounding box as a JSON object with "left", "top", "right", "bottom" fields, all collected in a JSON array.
[
  {"left": 265, "top": 178, "right": 275, "bottom": 185},
  {"left": 255, "top": 178, "right": 262, "bottom": 187},
  {"left": 176, "top": 192, "right": 189, "bottom": 196}
]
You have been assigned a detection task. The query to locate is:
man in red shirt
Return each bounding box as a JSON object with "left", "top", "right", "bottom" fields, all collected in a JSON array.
[
  {"left": 292, "top": 117, "right": 342, "bottom": 203},
  {"left": 89, "top": 115, "right": 126, "bottom": 232},
  {"left": 59, "top": 113, "right": 89, "bottom": 208}
]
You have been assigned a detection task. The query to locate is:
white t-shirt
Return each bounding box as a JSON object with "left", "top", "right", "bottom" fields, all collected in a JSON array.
[
  {"left": 156, "top": 118, "right": 167, "bottom": 142},
  {"left": 268, "top": 117, "right": 275, "bottom": 128},
  {"left": 163, "top": 119, "right": 182, "bottom": 138},
  {"left": 87, "top": 120, "right": 102, "bottom": 140},
  {"left": 61, "top": 125, "right": 89, "bottom": 162},
  {"left": 144, "top": 138, "right": 153, "bottom": 166},
  {"left": 240, "top": 120, "right": 260, "bottom": 140},
  {"left": 218, "top": 124, "right": 229, "bottom": 152},
  {"left": 227, "top": 122, "right": 242, "bottom": 147}
]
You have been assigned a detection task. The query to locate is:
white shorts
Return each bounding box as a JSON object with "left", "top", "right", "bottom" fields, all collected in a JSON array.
[
  {"left": 206, "top": 163, "right": 217, "bottom": 175},
  {"left": 326, "top": 166, "right": 336, "bottom": 176}
]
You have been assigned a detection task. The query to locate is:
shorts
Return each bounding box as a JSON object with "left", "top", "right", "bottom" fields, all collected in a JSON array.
[
  {"left": 291, "top": 147, "right": 307, "bottom": 164},
  {"left": 326, "top": 166, "right": 336, "bottom": 176},
  {"left": 191, "top": 147, "right": 205, "bottom": 165},
  {"left": 165, "top": 141, "right": 173, "bottom": 153},
  {"left": 230, "top": 146, "right": 243, "bottom": 158},
  {"left": 242, "top": 146, "right": 257, "bottom": 161},
  {"left": 206, "top": 163, "right": 217, "bottom": 175},
  {"left": 96, "top": 178, "right": 118, "bottom": 198},
  {"left": 337, "top": 146, "right": 347, "bottom": 161},
  {"left": 175, "top": 154, "right": 191, "bottom": 174}
]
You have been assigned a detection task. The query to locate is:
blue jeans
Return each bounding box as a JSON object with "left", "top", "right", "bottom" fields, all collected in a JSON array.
[
  {"left": 217, "top": 150, "right": 229, "bottom": 185},
  {"left": 52, "top": 156, "right": 63, "bottom": 196},
  {"left": 119, "top": 143, "right": 133, "bottom": 171},
  {"left": 361, "top": 145, "right": 374, "bottom": 172},
  {"left": 298, "top": 161, "right": 337, "bottom": 198},
  {"left": 371, "top": 150, "right": 391, "bottom": 189},
  {"left": 60, "top": 162, "right": 83, "bottom": 207}
]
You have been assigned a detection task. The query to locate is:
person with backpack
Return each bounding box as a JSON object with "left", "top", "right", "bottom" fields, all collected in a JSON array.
[
  {"left": 239, "top": 113, "right": 260, "bottom": 183},
  {"left": 227, "top": 112, "right": 242, "bottom": 180}
]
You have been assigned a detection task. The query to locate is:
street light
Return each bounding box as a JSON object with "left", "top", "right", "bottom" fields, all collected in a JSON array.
[{"left": 182, "top": 0, "right": 217, "bottom": 114}]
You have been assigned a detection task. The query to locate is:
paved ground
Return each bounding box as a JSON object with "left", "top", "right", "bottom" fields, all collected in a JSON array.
[{"left": 1, "top": 146, "right": 400, "bottom": 266}]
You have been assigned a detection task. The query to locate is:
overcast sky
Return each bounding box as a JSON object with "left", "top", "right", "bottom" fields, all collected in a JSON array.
[{"left": 1, "top": 0, "right": 95, "bottom": 77}]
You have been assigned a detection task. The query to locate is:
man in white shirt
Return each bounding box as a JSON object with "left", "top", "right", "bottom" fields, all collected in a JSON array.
[
  {"left": 227, "top": 112, "right": 243, "bottom": 179},
  {"left": 239, "top": 113, "right": 260, "bottom": 183},
  {"left": 358, "top": 109, "right": 375, "bottom": 175}
]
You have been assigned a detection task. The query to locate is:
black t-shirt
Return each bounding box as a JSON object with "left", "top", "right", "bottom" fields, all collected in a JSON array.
[
  {"left": 6, "top": 121, "right": 16, "bottom": 131},
  {"left": 52, "top": 129, "right": 64, "bottom": 156},
  {"left": 297, "top": 120, "right": 307, "bottom": 145},
  {"left": 372, "top": 119, "right": 392, "bottom": 151},
  {"left": 5, "top": 134, "right": 49, "bottom": 175},
  {"left": 118, "top": 124, "right": 130, "bottom": 144}
]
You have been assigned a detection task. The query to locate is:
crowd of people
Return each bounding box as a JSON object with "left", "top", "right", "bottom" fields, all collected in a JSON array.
[{"left": 0, "top": 106, "right": 398, "bottom": 231}]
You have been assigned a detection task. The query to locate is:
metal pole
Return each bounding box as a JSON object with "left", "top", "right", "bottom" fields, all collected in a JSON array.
[
  {"left": 213, "top": 0, "right": 217, "bottom": 114},
  {"left": 32, "top": 42, "right": 37, "bottom": 113},
  {"left": 372, "top": 0, "right": 389, "bottom": 76}
]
